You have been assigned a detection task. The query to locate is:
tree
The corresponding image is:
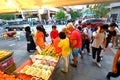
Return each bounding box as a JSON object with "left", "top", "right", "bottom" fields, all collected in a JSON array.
[
  {"left": 0, "top": 14, "right": 14, "bottom": 20},
  {"left": 68, "top": 9, "right": 82, "bottom": 19},
  {"left": 89, "top": 3, "right": 110, "bottom": 18},
  {"left": 55, "top": 9, "right": 66, "bottom": 20}
]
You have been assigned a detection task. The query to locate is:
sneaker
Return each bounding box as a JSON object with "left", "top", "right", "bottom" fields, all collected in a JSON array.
[
  {"left": 96, "top": 62, "right": 101, "bottom": 67},
  {"left": 88, "top": 53, "right": 92, "bottom": 56},
  {"left": 100, "top": 56, "right": 103, "bottom": 61},
  {"left": 92, "top": 59, "right": 96, "bottom": 63}
]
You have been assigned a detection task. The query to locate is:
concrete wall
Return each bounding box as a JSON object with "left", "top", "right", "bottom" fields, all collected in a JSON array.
[
  {"left": 110, "top": 2, "right": 120, "bottom": 20},
  {"left": 110, "top": 2, "right": 120, "bottom": 8}
]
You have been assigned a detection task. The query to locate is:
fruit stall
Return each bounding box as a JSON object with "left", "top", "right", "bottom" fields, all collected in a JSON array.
[
  {"left": 14, "top": 45, "right": 61, "bottom": 80},
  {"left": 0, "top": 50, "right": 16, "bottom": 74}
]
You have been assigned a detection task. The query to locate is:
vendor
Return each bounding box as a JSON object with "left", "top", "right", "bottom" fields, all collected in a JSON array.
[{"left": 34, "top": 25, "right": 45, "bottom": 50}]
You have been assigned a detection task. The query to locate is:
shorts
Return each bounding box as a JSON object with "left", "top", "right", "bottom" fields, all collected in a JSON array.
[
  {"left": 78, "top": 48, "right": 82, "bottom": 54},
  {"left": 72, "top": 48, "right": 79, "bottom": 57}
]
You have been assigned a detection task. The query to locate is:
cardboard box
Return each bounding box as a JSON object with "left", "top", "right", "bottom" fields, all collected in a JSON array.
[{"left": 0, "top": 56, "right": 14, "bottom": 71}]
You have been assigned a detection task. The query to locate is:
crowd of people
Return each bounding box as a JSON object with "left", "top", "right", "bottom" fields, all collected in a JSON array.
[{"left": 24, "top": 19, "right": 120, "bottom": 80}]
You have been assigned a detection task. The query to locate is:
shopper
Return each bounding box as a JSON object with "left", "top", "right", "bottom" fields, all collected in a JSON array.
[
  {"left": 25, "top": 26, "right": 36, "bottom": 53},
  {"left": 58, "top": 31, "right": 71, "bottom": 73},
  {"left": 77, "top": 26, "right": 83, "bottom": 58},
  {"left": 106, "top": 48, "right": 120, "bottom": 80},
  {"left": 91, "top": 24, "right": 108, "bottom": 67},
  {"left": 82, "top": 23, "right": 93, "bottom": 55},
  {"left": 115, "top": 26, "right": 120, "bottom": 49},
  {"left": 106, "top": 23, "right": 117, "bottom": 48},
  {"left": 62, "top": 27, "right": 70, "bottom": 38},
  {"left": 75, "top": 20, "right": 82, "bottom": 28},
  {"left": 34, "top": 25, "right": 45, "bottom": 50},
  {"left": 50, "top": 25, "right": 59, "bottom": 42},
  {"left": 67, "top": 24, "right": 82, "bottom": 67},
  {"left": 38, "top": 24, "right": 48, "bottom": 42}
]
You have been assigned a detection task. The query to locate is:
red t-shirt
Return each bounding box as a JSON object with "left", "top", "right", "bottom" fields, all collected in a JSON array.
[
  {"left": 70, "top": 29, "right": 82, "bottom": 48},
  {"left": 50, "top": 30, "right": 59, "bottom": 39}
]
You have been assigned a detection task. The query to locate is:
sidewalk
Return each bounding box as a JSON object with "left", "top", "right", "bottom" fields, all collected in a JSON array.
[{"left": 51, "top": 47, "right": 119, "bottom": 80}]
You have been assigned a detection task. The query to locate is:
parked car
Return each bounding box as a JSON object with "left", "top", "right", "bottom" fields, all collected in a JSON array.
[
  {"left": 6, "top": 19, "right": 29, "bottom": 31},
  {"left": 81, "top": 18, "right": 104, "bottom": 28}
]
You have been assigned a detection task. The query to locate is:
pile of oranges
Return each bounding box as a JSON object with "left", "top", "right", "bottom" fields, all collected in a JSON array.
[{"left": 0, "top": 71, "right": 21, "bottom": 80}]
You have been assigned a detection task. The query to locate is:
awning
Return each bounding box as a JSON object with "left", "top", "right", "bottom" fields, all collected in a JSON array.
[
  {"left": 0, "top": 0, "right": 119, "bottom": 14},
  {"left": 0, "top": 0, "right": 41, "bottom": 14},
  {"left": 41, "top": 0, "right": 120, "bottom": 8}
]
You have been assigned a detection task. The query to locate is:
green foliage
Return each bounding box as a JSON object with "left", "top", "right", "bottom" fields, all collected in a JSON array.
[
  {"left": 55, "top": 9, "right": 66, "bottom": 20},
  {"left": 0, "top": 14, "right": 14, "bottom": 20},
  {"left": 69, "top": 9, "right": 82, "bottom": 19},
  {"left": 89, "top": 3, "right": 110, "bottom": 18}
]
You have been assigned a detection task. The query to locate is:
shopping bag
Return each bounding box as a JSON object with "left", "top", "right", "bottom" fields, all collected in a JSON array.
[
  {"left": 27, "top": 41, "right": 30, "bottom": 44},
  {"left": 36, "top": 45, "right": 41, "bottom": 53}
]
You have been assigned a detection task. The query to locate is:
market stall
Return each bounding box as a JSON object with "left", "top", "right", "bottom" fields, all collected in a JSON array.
[
  {"left": 0, "top": 50, "right": 16, "bottom": 74},
  {"left": 14, "top": 45, "right": 61, "bottom": 80}
]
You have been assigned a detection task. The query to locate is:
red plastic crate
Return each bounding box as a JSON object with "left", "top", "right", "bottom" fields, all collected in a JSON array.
[{"left": 0, "top": 56, "right": 14, "bottom": 71}]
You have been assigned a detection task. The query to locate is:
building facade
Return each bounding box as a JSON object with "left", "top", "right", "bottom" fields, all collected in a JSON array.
[{"left": 110, "top": 2, "right": 120, "bottom": 20}]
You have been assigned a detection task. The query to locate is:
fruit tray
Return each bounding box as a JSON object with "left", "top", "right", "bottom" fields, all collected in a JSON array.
[{"left": 0, "top": 50, "right": 13, "bottom": 62}]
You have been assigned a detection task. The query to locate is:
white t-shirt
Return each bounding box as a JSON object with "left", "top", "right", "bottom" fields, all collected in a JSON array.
[
  {"left": 83, "top": 27, "right": 92, "bottom": 39},
  {"left": 92, "top": 31, "right": 106, "bottom": 48}
]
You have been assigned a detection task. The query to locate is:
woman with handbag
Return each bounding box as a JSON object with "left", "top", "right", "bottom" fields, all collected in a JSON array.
[{"left": 25, "top": 26, "right": 36, "bottom": 53}]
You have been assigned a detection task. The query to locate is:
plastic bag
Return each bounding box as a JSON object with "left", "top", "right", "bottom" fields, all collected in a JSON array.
[{"left": 36, "top": 45, "right": 41, "bottom": 53}]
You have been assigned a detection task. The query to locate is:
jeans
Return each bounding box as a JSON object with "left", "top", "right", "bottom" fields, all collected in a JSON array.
[
  {"left": 92, "top": 46, "right": 102, "bottom": 62},
  {"left": 82, "top": 39, "right": 90, "bottom": 53}
]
